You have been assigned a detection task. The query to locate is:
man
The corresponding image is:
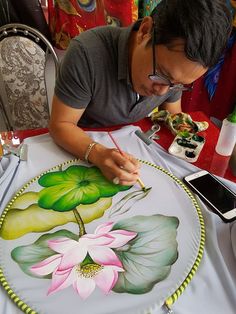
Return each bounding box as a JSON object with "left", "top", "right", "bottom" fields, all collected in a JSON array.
[{"left": 49, "top": 0, "right": 232, "bottom": 185}]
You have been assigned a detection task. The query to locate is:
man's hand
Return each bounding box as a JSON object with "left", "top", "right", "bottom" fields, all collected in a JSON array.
[{"left": 89, "top": 145, "right": 140, "bottom": 186}]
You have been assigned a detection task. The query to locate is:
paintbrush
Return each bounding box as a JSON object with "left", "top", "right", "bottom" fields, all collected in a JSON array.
[{"left": 108, "top": 131, "right": 146, "bottom": 191}]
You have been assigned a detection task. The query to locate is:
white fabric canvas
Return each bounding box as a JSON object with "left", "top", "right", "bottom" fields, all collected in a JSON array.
[{"left": 0, "top": 125, "right": 235, "bottom": 314}]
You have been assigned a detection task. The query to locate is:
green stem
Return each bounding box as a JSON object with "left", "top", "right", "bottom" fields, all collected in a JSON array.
[{"left": 73, "top": 209, "right": 86, "bottom": 236}]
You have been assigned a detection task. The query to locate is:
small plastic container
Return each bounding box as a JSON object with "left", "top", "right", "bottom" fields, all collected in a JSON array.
[
  {"left": 215, "top": 118, "right": 236, "bottom": 156},
  {"left": 229, "top": 144, "right": 236, "bottom": 176},
  {"left": 215, "top": 106, "right": 236, "bottom": 156},
  {"left": 168, "top": 133, "right": 205, "bottom": 163}
]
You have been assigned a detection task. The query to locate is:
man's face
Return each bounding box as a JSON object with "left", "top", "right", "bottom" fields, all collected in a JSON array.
[{"left": 130, "top": 34, "right": 208, "bottom": 97}]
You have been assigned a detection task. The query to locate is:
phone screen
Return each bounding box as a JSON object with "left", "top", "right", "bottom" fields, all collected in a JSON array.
[{"left": 189, "top": 174, "right": 236, "bottom": 213}]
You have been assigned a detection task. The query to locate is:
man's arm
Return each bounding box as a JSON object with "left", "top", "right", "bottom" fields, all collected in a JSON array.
[
  {"left": 49, "top": 95, "right": 140, "bottom": 185},
  {"left": 160, "top": 98, "right": 182, "bottom": 114}
]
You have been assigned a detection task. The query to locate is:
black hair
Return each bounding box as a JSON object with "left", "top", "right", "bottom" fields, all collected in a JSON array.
[{"left": 150, "top": 0, "right": 232, "bottom": 68}]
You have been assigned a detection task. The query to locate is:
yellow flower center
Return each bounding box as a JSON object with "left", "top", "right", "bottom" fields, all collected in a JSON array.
[{"left": 76, "top": 263, "right": 103, "bottom": 279}]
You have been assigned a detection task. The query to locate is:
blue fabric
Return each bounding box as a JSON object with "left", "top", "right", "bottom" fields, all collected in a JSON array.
[{"left": 204, "top": 32, "right": 236, "bottom": 100}]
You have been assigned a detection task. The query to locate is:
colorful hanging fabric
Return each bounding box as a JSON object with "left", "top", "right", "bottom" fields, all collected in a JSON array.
[
  {"left": 139, "top": 0, "right": 162, "bottom": 17},
  {"left": 48, "top": 0, "right": 138, "bottom": 50},
  {"left": 226, "top": 0, "right": 236, "bottom": 27}
]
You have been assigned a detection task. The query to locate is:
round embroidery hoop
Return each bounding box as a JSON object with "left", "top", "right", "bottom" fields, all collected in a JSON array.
[{"left": 0, "top": 159, "right": 205, "bottom": 314}]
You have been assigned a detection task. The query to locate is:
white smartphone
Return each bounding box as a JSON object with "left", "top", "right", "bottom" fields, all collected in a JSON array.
[{"left": 184, "top": 170, "right": 236, "bottom": 222}]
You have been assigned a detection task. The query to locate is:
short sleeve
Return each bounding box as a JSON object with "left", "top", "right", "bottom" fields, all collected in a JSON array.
[{"left": 54, "top": 40, "right": 93, "bottom": 109}]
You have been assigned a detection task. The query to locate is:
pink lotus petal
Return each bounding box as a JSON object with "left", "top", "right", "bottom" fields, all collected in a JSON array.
[
  {"left": 95, "top": 267, "right": 119, "bottom": 293},
  {"left": 81, "top": 234, "right": 114, "bottom": 246},
  {"left": 109, "top": 230, "right": 137, "bottom": 248},
  {"left": 48, "top": 267, "right": 75, "bottom": 295},
  {"left": 109, "top": 269, "right": 119, "bottom": 291},
  {"left": 55, "top": 268, "right": 73, "bottom": 276},
  {"left": 48, "top": 238, "right": 79, "bottom": 253},
  {"left": 37, "top": 224, "right": 136, "bottom": 299},
  {"left": 94, "top": 222, "right": 113, "bottom": 235},
  {"left": 89, "top": 246, "right": 123, "bottom": 268},
  {"left": 106, "top": 265, "right": 124, "bottom": 272},
  {"left": 58, "top": 246, "right": 87, "bottom": 271},
  {"left": 31, "top": 254, "right": 61, "bottom": 276},
  {"left": 73, "top": 276, "right": 96, "bottom": 299}
]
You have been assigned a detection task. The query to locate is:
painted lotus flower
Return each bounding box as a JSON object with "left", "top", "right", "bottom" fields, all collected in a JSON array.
[
  {"left": 30, "top": 222, "right": 137, "bottom": 299},
  {"left": 13, "top": 215, "right": 179, "bottom": 297}
]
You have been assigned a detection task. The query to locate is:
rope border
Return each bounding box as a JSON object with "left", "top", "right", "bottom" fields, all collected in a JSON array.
[{"left": 0, "top": 159, "right": 205, "bottom": 313}]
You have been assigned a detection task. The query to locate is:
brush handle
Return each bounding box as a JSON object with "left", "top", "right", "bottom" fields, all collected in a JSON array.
[
  {"left": 108, "top": 132, "right": 124, "bottom": 155},
  {"left": 108, "top": 132, "right": 146, "bottom": 190}
]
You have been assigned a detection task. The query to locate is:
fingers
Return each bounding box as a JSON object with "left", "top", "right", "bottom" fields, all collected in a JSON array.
[
  {"left": 112, "top": 169, "right": 140, "bottom": 186},
  {"left": 109, "top": 150, "right": 140, "bottom": 185},
  {"left": 93, "top": 147, "right": 140, "bottom": 186},
  {"left": 112, "top": 177, "right": 120, "bottom": 185},
  {"left": 113, "top": 177, "right": 139, "bottom": 186},
  {"left": 112, "top": 150, "right": 140, "bottom": 174}
]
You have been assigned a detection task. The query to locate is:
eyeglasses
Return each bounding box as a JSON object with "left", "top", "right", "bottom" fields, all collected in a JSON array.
[{"left": 148, "top": 27, "right": 193, "bottom": 92}]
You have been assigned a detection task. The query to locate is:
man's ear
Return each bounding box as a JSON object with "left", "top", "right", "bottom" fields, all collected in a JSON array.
[{"left": 136, "top": 16, "right": 153, "bottom": 44}]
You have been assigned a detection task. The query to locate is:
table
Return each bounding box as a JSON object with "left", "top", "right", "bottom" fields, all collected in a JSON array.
[
  {"left": 0, "top": 116, "right": 236, "bottom": 314},
  {"left": 133, "top": 111, "right": 236, "bottom": 183},
  {"left": 0, "top": 111, "right": 235, "bottom": 183}
]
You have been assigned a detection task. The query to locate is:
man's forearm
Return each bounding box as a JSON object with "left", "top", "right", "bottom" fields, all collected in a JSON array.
[
  {"left": 49, "top": 121, "right": 98, "bottom": 161},
  {"left": 160, "top": 99, "right": 182, "bottom": 114}
]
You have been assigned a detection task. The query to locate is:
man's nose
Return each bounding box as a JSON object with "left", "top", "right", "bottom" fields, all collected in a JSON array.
[{"left": 153, "top": 84, "right": 169, "bottom": 95}]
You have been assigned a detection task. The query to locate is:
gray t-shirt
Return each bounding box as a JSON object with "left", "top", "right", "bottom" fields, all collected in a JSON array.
[{"left": 55, "top": 24, "right": 181, "bottom": 127}]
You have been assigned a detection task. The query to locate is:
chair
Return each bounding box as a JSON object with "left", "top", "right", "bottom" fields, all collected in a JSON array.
[{"left": 0, "top": 23, "right": 59, "bottom": 131}]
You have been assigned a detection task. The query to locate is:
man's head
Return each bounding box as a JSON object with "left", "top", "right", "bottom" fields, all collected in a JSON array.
[
  {"left": 129, "top": 0, "right": 232, "bottom": 97},
  {"left": 151, "top": 0, "right": 232, "bottom": 68}
]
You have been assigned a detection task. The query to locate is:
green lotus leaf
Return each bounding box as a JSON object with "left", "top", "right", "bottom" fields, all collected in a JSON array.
[
  {"left": 112, "top": 214, "right": 179, "bottom": 294},
  {"left": 11, "top": 229, "right": 78, "bottom": 278},
  {"left": 38, "top": 172, "right": 68, "bottom": 186},
  {"left": 0, "top": 198, "right": 111, "bottom": 240},
  {"left": 9, "top": 191, "right": 39, "bottom": 210},
  {"left": 38, "top": 165, "right": 131, "bottom": 211}
]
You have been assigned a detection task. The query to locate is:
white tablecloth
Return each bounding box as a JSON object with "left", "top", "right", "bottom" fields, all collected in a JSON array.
[{"left": 0, "top": 125, "right": 235, "bottom": 314}]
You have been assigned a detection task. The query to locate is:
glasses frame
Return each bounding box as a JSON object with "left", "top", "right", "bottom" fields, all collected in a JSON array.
[{"left": 148, "top": 27, "right": 193, "bottom": 92}]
